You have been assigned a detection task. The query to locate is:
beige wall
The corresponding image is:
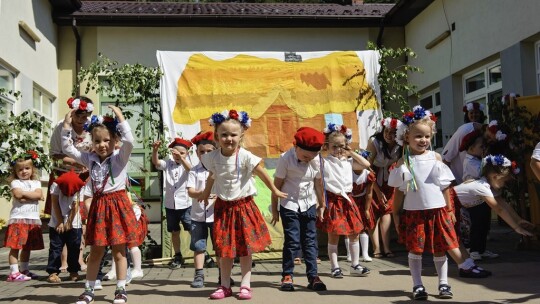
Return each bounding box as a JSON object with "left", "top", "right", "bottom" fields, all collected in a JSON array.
[{"left": 406, "top": 0, "right": 540, "bottom": 91}]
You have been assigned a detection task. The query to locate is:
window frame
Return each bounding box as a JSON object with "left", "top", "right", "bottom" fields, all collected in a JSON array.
[
  {"left": 0, "top": 63, "right": 17, "bottom": 117},
  {"left": 462, "top": 61, "right": 502, "bottom": 121},
  {"left": 31, "top": 86, "right": 55, "bottom": 180},
  {"left": 419, "top": 89, "right": 443, "bottom": 151}
]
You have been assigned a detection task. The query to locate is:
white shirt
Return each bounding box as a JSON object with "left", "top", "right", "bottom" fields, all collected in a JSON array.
[
  {"left": 9, "top": 180, "right": 42, "bottom": 224},
  {"left": 442, "top": 122, "right": 476, "bottom": 184},
  {"left": 62, "top": 120, "right": 133, "bottom": 195},
  {"left": 323, "top": 155, "right": 354, "bottom": 203},
  {"left": 453, "top": 178, "right": 494, "bottom": 208},
  {"left": 49, "top": 182, "right": 82, "bottom": 229},
  {"left": 388, "top": 151, "right": 454, "bottom": 210},
  {"left": 532, "top": 142, "right": 540, "bottom": 161},
  {"left": 462, "top": 153, "right": 482, "bottom": 181},
  {"left": 274, "top": 148, "right": 321, "bottom": 212},
  {"left": 156, "top": 157, "right": 191, "bottom": 210},
  {"left": 187, "top": 163, "right": 215, "bottom": 222},
  {"left": 50, "top": 120, "right": 92, "bottom": 173},
  {"left": 352, "top": 169, "right": 371, "bottom": 197},
  {"left": 201, "top": 148, "right": 261, "bottom": 201}
]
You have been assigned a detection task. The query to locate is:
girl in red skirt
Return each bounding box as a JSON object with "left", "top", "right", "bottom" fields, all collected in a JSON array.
[
  {"left": 4, "top": 151, "right": 45, "bottom": 282},
  {"left": 365, "top": 117, "right": 403, "bottom": 258},
  {"left": 62, "top": 105, "right": 137, "bottom": 304},
  {"left": 388, "top": 106, "right": 458, "bottom": 300},
  {"left": 200, "top": 109, "right": 287, "bottom": 300},
  {"left": 317, "top": 123, "right": 371, "bottom": 278}
]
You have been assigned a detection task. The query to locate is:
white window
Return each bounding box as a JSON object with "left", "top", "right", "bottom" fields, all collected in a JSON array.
[
  {"left": 0, "top": 64, "right": 16, "bottom": 118},
  {"left": 536, "top": 41, "right": 540, "bottom": 94},
  {"left": 419, "top": 90, "right": 443, "bottom": 151},
  {"left": 463, "top": 61, "right": 502, "bottom": 120},
  {"left": 32, "top": 87, "right": 54, "bottom": 154}
]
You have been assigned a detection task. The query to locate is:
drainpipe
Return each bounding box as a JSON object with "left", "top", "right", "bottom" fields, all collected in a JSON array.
[
  {"left": 72, "top": 18, "right": 81, "bottom": 96},
  {"left": 376, "top": 17, "right": 385, "bottom": 48}
]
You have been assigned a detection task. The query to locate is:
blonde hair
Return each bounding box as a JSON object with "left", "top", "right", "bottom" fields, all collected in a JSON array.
[{"left": 7, "top": 159, "right": 38, "bottom": 183}]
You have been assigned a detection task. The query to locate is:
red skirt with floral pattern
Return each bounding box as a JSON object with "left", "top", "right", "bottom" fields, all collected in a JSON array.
[
  {"left": 213, "top": 196, "right": 271, "bottom": 258},
  {"left": 86, "top": 190, "right": 138, "bottom": 247},
  {"left": 353, "top": 196, "right": 376, "bottom": 231},
  {"left": 373, "top": 183, "right": 395, "bottom": 217},
  {"left": 317, "top": 192, "right": 363, "bottom": 235},
  {"left": 4, "top": 223, "right": 44, "bottom": 250},
  {"left": 128, "top": 208, "right": 149, "bottom": 248},
  {"left": 401, "top": 208, "right": 459, "bottom": 253}
]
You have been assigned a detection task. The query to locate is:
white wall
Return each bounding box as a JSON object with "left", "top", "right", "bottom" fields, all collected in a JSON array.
[
  {"left": 90, "top": 27, "right": 370, "bottom": 66},
  {"left": 406, "top": 0, "right": 540, "bottom": 91}
]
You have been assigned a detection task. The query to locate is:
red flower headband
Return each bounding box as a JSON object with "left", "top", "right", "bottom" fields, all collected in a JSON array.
[
  {"left": 67, "top": 97, "right": 93, "bottom": 112},
  {"left": 381, "top": 117, "right": 402, "bottom": 130},
  {"left": 191, "top": 131, "right": 214, "bottom": 146},
  {"left": 462, "top": 102, "right": 485, "bottom": 113},
  {"left": 168, "top": 138, "right": 193, "bottom": 149}
]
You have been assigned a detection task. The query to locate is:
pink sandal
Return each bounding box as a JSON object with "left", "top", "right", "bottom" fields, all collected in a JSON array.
[
  {"left": 238, "top": 286, "right": 252, "bottom": 300},
  {"left": 209, "top": 286, "right": 233, "bottom": 300}
]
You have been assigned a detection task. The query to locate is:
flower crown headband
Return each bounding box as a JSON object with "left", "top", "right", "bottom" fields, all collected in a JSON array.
[
  {"left": 67, "top": 97, "right": 94, "bottom": 112},
  {"left": 83, "top": 115, "right": 119, "bottom": 133},
  {"left": 209, "top": 109, "right": 252, "bottom": 129},
  {"left": 381, "top": 117, "right": 403, "bottom": 130},
  {"left": 395, "top": 105, "right": 437, "bottom": 146},
  {"left": 11, "top": 149, "right": 45, "bottom": 168},
  {"left": 463, "top": 102, "right": 485, "bottom": 113},
  {"left": 482, "top": 154, "right": 520, "bottom": 174},
  {"left": 487, "top": 120, "right": 508, "bottom": 141},
  {"left": 323, "top": 123, "right": 353, "bottom": 144}
]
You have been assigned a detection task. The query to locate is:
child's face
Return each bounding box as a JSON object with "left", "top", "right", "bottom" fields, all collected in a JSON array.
[
  {"left": 327, "top": 133, "right": 347, "bottom": 158},
  {"left": 72, "top": 112, "right": 91, "bottom": 130},
  {"left": 15, "top": 159, "right": 34, "bottom": 180},
  {"left": 215, "top": 120, "right": 243, "bottom": 156},
  {"left": 406, "top": 123, "right": 432, "bottom": 154},
  {"left": 171, "top": 146, "right": 188, "bottom": 163},
  {"left": 468, "top": 136, "right": 485, "bottom": 158},
  {"left": 295, "top": 147, "right": 319, "bottom": 163},
  {"left": 92, "top": 127, "right": 117, "bottom": 161},
  {"left": 196, "top": 143, "right": 215, "bottom": 158},
  {"left": 383, "top": 127, "right": 397, "bottom": 145},
  {"left": 467, "top": 109, "right": 483, "bottom": 123},
  {"left": 486, "top": 171, "right": 511, "bottom": 191}
]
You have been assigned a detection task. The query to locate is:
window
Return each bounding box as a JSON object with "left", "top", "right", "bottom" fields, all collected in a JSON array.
[
  {"left": 463, "top": 61, "right": 502, "bottom": 121},
  {"left": 420, "top": 90, "right": 443, "bottom": 151},
  {"left": 32, "top": 87, "right": 54, "bottom": 158},
  {"left": 0, "top": 64, "right": 16, "bottom": 118}
]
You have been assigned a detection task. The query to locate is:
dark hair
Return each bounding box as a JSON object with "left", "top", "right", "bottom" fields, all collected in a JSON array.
[
  {"left": 371, "top": 127, "right": 402, "bottom": 160},
  {"left": 463, "top": 111, "right": 486, "bottom": 124},
  {"left": 482, "top": 161, "right": 511, "bottom": 177}
]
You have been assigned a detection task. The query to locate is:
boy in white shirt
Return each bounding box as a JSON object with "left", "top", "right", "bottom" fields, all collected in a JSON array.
[{"left": 152, "top": 138, "right": 193, "bottom": 269}]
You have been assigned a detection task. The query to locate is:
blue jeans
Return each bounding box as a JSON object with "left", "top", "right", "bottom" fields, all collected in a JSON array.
[
  {"left": 46, "top": 227, "right": 82, "bottom": 274},
  {"left": 190, "top": 221, "right": 214, "bottom": 252},
  {"left": 280, "top": 205, "right": 318, "bottom": 279}
]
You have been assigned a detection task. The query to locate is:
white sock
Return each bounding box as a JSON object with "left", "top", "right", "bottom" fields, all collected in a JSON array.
[
  {"left": 117, "top": 279, "right": 126, "bottom": 289},
  {"left": 349, "top": 240, "right": 360, "bottom": 267},
  {"left": 130, "top": 247, "right": 142, "bottom": 272},
  {"left": 408, "top": 253, "right": 423, "bottom": 287},
  {"left": 20, "top": 262, "right": 29, "bottom": 272},
  {"left": 433, "top": 256, "right": 449, "bottom": 285},
  {"left": 458, "top": 257, "right": 474, "bottom": 270},
  {"left": 9, "top": 264, "right": 19, "bottom": 274},
  {"left": 85, "top": 280, "right": 96, "bottom": 291},
  {"left": 360, "top": 233, "right": 370, "bottom": 259},
  {"left": 344, "top": 238, "right": 350, "bottom": 257},
  {"left": 240, "top": 256, "right": 252, "bottom": 288},
  {"left": 328, "top": 244, "right": 339, "bottom": 270}
]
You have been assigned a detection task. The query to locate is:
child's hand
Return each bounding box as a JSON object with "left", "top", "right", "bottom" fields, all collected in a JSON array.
[
  {"left": 152, "top": 140, "right": 162, "bottom": 150},
  {"left": 515, "top": 226, "right": 534, "bottom": 237},
  {"left": 317, "top": 206, "right": 325, "bottom": 221},
  {"left": 270, "top": 207, "right": 279, "bottom": 226},
  {"left": 56, "top": 222, "right": 65, "bottom": 234},
  {"left": 518, "top": 219, "right": 535, "bottom": 230},
  {"left": 63, "top": 109, "right": 75, "bottom": 129},
  {"left": 273, "top": 189, "right": 288, "bottom": 199},
  {"left": 108, "top": 105, "right": 125, "bottom": 121}
]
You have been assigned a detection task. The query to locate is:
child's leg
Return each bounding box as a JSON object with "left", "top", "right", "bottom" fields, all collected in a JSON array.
[
  {"left": 46, "top": 228, "right": 64, "bottom": 275},
  {"left": 371, "top": 219, "right": 381, "bottom": 255},
  {"left": 79, "top": 224, "right": 87, "bottom": 270},
  {"left": 347, "top": 234, "right": 360, "bottom": 267},
  {"left": 344, "top": 238, "right": 351, "bottom": 261},
  {"left": 19, "top": 249, "right": 31, "bottom": 272},
  {"left": 433, "top": 252, "right": 449, "bottom": 286},
  {"left": 219, "top": 257, "right": 233, "bottom": 288},
  {"left": 8, "top": 249, "right": 20, "bottom": 274},
  {"left": 359, "top": 231, "right": 370, "bottom": 260},
  {"left": 85, "top": 246, "right": 106, "bottom": 289},
  {"left": 171, "top": 231, "right": 181, "bottom": 255},
  {"left": 327, "top": 233, "right": 340, "bottom": 270},
  {"left": 129, "top": 246, "right": 142, "bottom": 272},
  {"left": 111, "top": 244, "right": 128, "bottom": 287},
  {"left": 60, "top": 245, "right": 68, "bottom": 271},
  {"left": 379, "top": 213, "right": 393, "bottom": 254},
  {"left": 67, "top": 229, "right": 83, "bottom": 278},
  {"left": 239, "top": 255, "right": 252, "bottom": 288},
  {"left": 408, "top": 252, "right": 423, "bottom": 287}
]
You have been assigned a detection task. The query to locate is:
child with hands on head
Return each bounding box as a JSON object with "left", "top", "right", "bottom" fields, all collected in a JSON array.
[
  {"left": 151, "top": 137, "right": 193, "bottom": 269},
  {"left": 199, "top": 109, "right": 287, "bottom": 300},
  {"left": 62, "top": 105, "right": 138, "bottom": 304},
  {"left": 389, "top": 106, "right": 458, "bottom": 300},
  {"left": 271, "top": 127, "right": 327, "bottom": 292},
  {"left": 316, "top": 123, "right": 371, "bottom": 279},
  {"left": 4, "top": 151, "right": 45, "bottom": 282}
]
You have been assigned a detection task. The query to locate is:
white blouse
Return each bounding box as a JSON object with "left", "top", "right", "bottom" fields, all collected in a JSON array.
[
  {"left": 453, "top": 178, "right": 494, "bottom": 208},
  {"left": 388, "top": 151, "right": 454, "bottom": 210},
  {"left": 323, "top": 155, "right": 353, "bottom": 203},
  {"left": 9, "top": 180, "right": 42, "bottom": 224}
]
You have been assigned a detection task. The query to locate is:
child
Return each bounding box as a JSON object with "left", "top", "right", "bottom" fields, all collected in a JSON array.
[
  {"left": 389, "top": 106, "right": 458, "bottom": 300},
  {"left": 186, "top": 131, "right": 217, "bottom": 288},
  {"left": 460, "top": 130, "right": 485, "bottom": 181},
  {"left": 151, "top": 137, "right": 193, "bottom": 269},
  {"left": 62, "top": 106, "right": 138, "bottom": 304},
  {"left": 455, "top": 155, "right": 533, "bottom": 261},
  {"left": 317, "top": 123, "right": 371, "bottom": 278},
  {"left": 365, "top": 117, "right": 403, "bottom": 258},
  {"left": 199, "top": 109, "right": 287, "bottom": 300},
  {"left": 271, "top": 127, "right": 327, "bottom": 292},
  {"left": 4, "top": 151, "right": 45, "bottom": 282},
  {"left": 46, "top": 170, "right": 85, "bottom": 283}
]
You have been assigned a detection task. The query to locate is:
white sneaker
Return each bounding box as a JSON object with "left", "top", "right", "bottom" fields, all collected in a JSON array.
[
  {"left": 104, "top": 270, "right": 116, "bottom": 281},
  {"left": 481, "top": 250, "right": 499, "bottom": 258},
  {"left": 94, "top": 279, "right": 103, "bottom": 290},
  {"left": 469, "top": 251, "right": 482, "bottom": 261},
  {"left": 131, "top": 269, "right": 144, "bottom": 279},
  {"left": 362, "top": 256, "right": 373, "bottom": 262},
  {"left": 126, "top": 267, "right": 132, "bottom": 285}
]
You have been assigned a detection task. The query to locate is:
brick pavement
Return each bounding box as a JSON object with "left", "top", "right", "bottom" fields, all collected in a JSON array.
[{"left": 1, "top": 223, "right": 539, "bottom": 303}]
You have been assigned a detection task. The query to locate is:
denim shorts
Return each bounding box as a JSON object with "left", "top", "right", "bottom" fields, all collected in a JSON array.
[
  {"left": 190, "top": 221, "right": 214, "bottom": 252},
  {"left": 165, "top": 207, "right": 192, "bottom": 232}
]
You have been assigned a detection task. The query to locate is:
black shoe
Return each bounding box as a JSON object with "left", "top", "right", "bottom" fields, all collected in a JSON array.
[
  {"left": 280, "top": 275, "right": 295, "bottom": 292},
  {"left": 307, "top": 276, "right": 327, "bottom": 291},
  {"left": 459, "top": 266, "right": 490, "bottom": 278},
  {"left": 438, "top": 284, "right": 453, "bottom": 299},
  {"left": 168, "top": 254, "right": 183, "bottom": 270},
  {"left": 205, "top": 257, "right": 216, "bottom": 268},
  {"left": 412, "top": 285, "right": 428, "bottom": 300}
]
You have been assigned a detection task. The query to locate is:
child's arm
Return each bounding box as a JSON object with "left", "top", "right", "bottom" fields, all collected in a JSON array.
[
  {"left": 177, "top": 151, "right": 192, "bottom": 172},
  {"left": 364, "top": 180, "right": 375, "bottom": 218},
  {"left": 314, "top": 177, "right": 325, "bottom": 221},
  {"left": 109, "top": 105, "right": 134, "bottom": 166},
  {"left": 12, "top": 187, "right": 42, "bottom": 202},
  {"left": 484, "top": 196, "right": 533, "bottom": 236},
  {"left": 365, "top": 139, "right": 377, "bottom": 164},
  {"left": 270, "top": 177, "right": 285, "bottom": 225},
  {"left": 199, "top": 173, "right": 215, "bottom": 202},
  {"left": 51, "top": 194, "right": 65, "bottom": 233},
  {"left": 346, "top": 148, "right": 370, "bottom": 171},
  {"left": 187, "top": 187, "right": 203, "bottom": 200},
  {"left": 442, "top": 186, "right": 456, "bottom": 223},
  {"left": 392, "top": 189, "right": 404, "bottom": 234},
  {"left": 151, "top": 140, "right": 162, "bottom": 168},
  {"left": 253, "top": 163, "right": 288, "bottom": 199}
]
